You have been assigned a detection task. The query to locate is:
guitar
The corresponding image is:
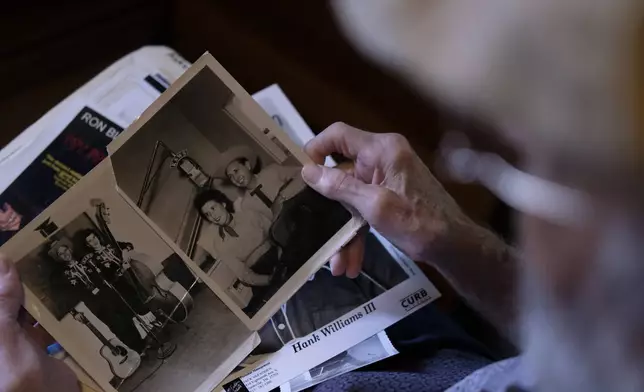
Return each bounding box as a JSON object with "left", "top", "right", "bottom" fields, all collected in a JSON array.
[
  {"left": 70, "top": 309, "right": 141, "bottom": 379},
  {"left": 90, "top": 199, "right": 194, "bottom": 322}
]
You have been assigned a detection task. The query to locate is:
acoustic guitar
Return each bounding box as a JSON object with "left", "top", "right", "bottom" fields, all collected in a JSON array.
[{"left": 70, "top": 308, "right": 141, "bottom": 379}]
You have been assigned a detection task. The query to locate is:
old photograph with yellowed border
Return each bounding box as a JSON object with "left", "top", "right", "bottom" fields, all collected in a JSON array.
[
  {"left": 5, "top": 160, "right": 254, "bottom": 392},
  {"left": 108, "top": 56, "right": 356, "bottom": 327}
]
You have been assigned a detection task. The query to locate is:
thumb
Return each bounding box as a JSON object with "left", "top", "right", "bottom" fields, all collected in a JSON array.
[
  {"left": 0, "top": 256, "right": 23, "bottom": 324},
  {"left": 302, "top": 164, "right": 383, "bottom": 217}
]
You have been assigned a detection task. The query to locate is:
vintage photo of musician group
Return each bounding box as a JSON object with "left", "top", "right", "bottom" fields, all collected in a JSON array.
[
  {"left": 109, "top": 73, "right": 354, "bottom": 326},
  {"left": 12, "top": 162, "right": 252, "bottom": 392}
]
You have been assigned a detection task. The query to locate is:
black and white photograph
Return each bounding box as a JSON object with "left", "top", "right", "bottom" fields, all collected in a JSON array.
[
  {"left": 244, "top": 230, "right": 409, "bottom": 357},
  {"left": 15, "top": 164, "right": 252, "bottom": 392},
  {"left": 110, "top": 66, "right": 352, "bottom": 323},
  {"left": 283, "top": 332, "right": 397, "bottom": 392}
]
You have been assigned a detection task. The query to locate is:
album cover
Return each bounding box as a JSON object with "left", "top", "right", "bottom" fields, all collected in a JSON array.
[
  {"left": 251, "top": 231, "right": 410, "bottom": 356},
  {"left": 0, "top": 108, "right": 119, "bottom": 246}
]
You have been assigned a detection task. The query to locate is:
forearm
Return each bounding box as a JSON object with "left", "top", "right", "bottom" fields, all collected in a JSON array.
[{"left": 427, "top": 220, "right": 519, "bottom": 339}]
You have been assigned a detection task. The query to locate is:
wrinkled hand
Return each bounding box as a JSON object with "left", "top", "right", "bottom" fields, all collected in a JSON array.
[
  {"left": 0, "top": 256, "right": 79, "bottom": 392},
  {"left": 302, "top": 123, "right": 469, "bottom": 278},
  {"left": 0, "top": 203, "right": 22, "bottom": 232}
]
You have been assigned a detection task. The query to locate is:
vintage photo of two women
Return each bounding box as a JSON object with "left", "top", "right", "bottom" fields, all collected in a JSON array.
[{"left": 109, "top": 80, "right": 352, "bottom": 323}]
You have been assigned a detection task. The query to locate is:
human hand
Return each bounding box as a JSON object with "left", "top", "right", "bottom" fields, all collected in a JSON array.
[
  {"left": 0, "top": 256, "right": 80, "bottom": 391},
  {"left": 0, "top": 203, "right": 22, "bottom": 232},
  {"left": 302, "top": 123, "right": 470, "bottom": 278}
]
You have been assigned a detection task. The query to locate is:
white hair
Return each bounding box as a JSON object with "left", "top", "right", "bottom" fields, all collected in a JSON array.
[
  {"left": 332, "top": 0, "right": 644, "bottom": 164},
  {"left": 333, "top": 2, "right": 644, "bottom": 390}
]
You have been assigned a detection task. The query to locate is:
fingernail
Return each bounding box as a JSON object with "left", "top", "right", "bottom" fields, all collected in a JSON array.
[
  {"left": 0, "top": 257, "right": 10, "bottom": 275},
  {"left": 347, "top": 271, "right": 360, "bottom": 279},
  {"left": 302, "top": 165, "right": 323, "bottom": 184}
]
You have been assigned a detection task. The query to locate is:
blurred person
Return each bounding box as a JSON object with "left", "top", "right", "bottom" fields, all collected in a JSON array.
[{"left": 300, "top": 1, "right": 644, "bottom": 391}]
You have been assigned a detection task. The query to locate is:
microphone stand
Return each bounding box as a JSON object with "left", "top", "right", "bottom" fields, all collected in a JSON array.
[
  {"left": 86, "top": 258, "right": 175, "bottom": 360},
  {"left": 133, "top": 141, "right": 214, "bottom": 357},
  {"left": 137, "top": 141, "right": 212, "bottom": 261}
]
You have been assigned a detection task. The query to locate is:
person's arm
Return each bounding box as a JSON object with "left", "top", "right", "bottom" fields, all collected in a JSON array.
[
  {"left": 300, "top": 123, "right": 518, "bottom": 336},
  {"left": 429, "top": 218, "right": 519, "bottom": 337}
]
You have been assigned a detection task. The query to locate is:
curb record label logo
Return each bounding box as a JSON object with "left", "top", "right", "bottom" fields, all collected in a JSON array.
[
  {"left": 223, "top": 379, "right": 249, "bottom": 392},
  {"left": 400, "top": 288, "right": 430, "bottom": 312}
]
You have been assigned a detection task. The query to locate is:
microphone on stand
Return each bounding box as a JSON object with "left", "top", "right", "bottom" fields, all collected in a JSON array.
[
  {"left": 138, "top": 142, "right": 212, "bottom": 259},
  {"left": 138, "top": 141, "right": 211, "bottom": 209},
  {"left": 170, "top": 149, "right": 209, "bottom": 188}
]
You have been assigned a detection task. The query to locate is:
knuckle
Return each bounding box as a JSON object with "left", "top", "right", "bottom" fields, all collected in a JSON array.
[
  {"left": 383, "top": 133, "right": 409, "bottom": 148},
  {"left": 303, "top": 139, "right": 314, "bottom": 154},
  {"left": 383, "top": 133, "right": 414, "bottom": 163},
  {"left": 325, "top": 121, "right": 351, "bottom": 135}
]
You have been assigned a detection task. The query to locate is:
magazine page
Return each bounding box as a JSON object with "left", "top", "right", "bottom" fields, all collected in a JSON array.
[
  {"left": 0, "top": 46, "right": 189, "bottom": 248},
  {"left": 280, "top": 331, "right": 399, "bottom": 392},
  {"left": 215, "top": 229, "right": 440, "bottom": 392},
  {"left": 0, "top": 159, "right": 256, "bottom": 392},
  {"left": 107, "top": 53, "right": 363, "bottom": 330}
]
